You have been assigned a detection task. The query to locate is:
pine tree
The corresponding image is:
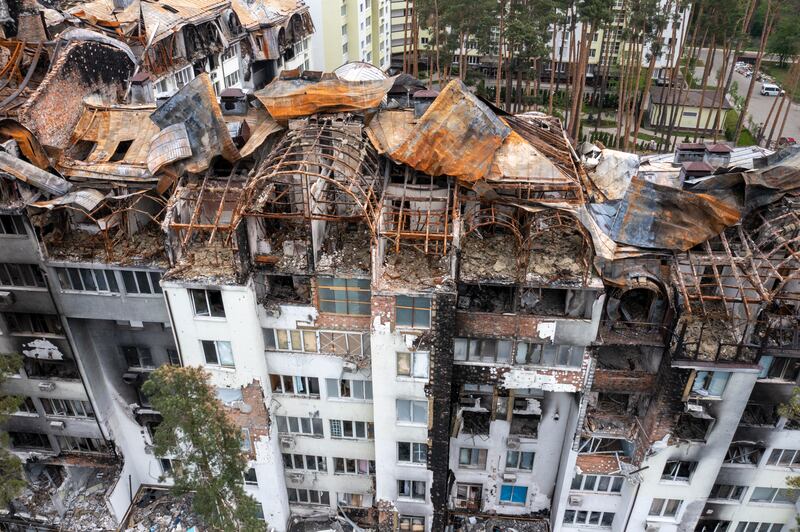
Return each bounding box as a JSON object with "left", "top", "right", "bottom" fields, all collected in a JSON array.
[
  {"left": 0, "top": 353, "right": 26, "bottom": 508},
  {"left": 142, "top": 366, "right": 263, "bottom": 531}
]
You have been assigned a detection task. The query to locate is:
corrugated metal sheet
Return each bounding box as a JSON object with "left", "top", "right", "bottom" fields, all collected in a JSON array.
[
  {"left": 147, "top": 123, "right": 192, "bottom": 173},
  {"left": 31, "top": 188, "right": 106, "bottom": 210},
  {"left": 489, "top": 130, "right": 569, "bottom": 183},
  {"left": 255, "top": 76, "right": 394, "bottom": 121},
  {"left": 0, "top": 151, "right": 71, "bottom": 195},
  {"left": 239, "top": 117, "right": 282, "bottom": 157},
  {"left": 335, "top": 62, "right": 388, "bottom": 82}
]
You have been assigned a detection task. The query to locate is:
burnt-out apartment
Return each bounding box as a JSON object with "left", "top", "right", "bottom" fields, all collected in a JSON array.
[{"left": 1, "top": 11, "right": 799, "bottom": 532}]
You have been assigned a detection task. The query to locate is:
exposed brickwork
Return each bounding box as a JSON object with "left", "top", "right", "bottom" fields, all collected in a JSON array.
[
  {"left": 456, "top": 311, "right": 552, "bottom": 339},
  {"left": 575, "top": 454, "right": 620, "bottom": 474},
  {"left": 226, "top": 380, "right": 269, "bottom": 459},
  {"left": 635, "top": 357, "right": 691, "bottom": 462},
  {"left": 592, "top": 370, "right": 657, "bottom": 393},
  {"left": 315, "top": 313, "right": 371, "bottom": 331},
  {"left": 371, "top": 294, "right": 396, "bottom": 330}
]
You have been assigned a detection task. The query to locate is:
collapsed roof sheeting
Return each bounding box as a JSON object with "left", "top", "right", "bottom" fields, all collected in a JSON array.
[
  {"left": 232, "top": 0, "right": 310, "bottom": 28},
  {"left": 53, "top": 28, "right": 137, "bottom": 65},
  {"left": 0, "top": 151, "right": 71, "bottom": 196},
  {"left": 150, "top": 73, "right": 240, "bottom": 173},
  {"left": 0, "top": 119, "right": 51, "bottom": 170},
  {"left": 254, "top": 75, "right": 395, "bottom": 122},
  {"left": 147, "top": 123, "right": 193, "bottom": 174},
  {"left": 389, "top": 79, "right": 510, "bottom": 182}
]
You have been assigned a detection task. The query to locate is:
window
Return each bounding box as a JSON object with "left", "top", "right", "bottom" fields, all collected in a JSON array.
[
  {"left": 202, "top": 340, "right": 234, "bottom": 367},
  {"left": 121, "top": 270, "right": 162, "bottom": 295},
  {"left": 338, "top": 492, "right": 366, "bottom": 507},
  {"left": 334, "top": 457, "right": 375, "bottom": 475},
  {"left": 454, "top": 338, "right": 513, "bottom": 363},
  {"left": 749, "top": 487, "right": 797, "bottom": 504},
  {"left": 691, "top": 371, "right": 730, "bottom": 397},
  {"left": 120, "top": 345, "right": 154, "bottom": 369},
  {"left": 255, "top": 502, "right": 264, "bottom": 521},
  {"left": 570, "top": 474, "right": 624, "bottom": 493},
  {"left": 396, "top": 296, "right": 431, "bottom": 328},
  {"left": 734, "top": 523, "right": 783, "bottom": 532},
  {"left": 505, "top": 451, "right": 535, "bottom": 471},
  {"left": 398, "top": 480, "right": 426, "bottom": 500},
  {"left": 16, "top": 397, "right": 36, "bottom": 414},
  {"left": 399, "top": 516, "right": 425, "bottom": 532},
  {"left": 56, "top": 267, "right": 119, "bottom": 293},
  {"left": 342, "top": 43, "right": 348, "bottom": 54},
  {"left": 341, "top": 24, "right": 348, "bottom": 35},
  {"left": 190, "top": 289, "right": 225, "bottom": 317},
  {"left": 270, "top": 375, "right": 320, "bottom": 396},
  {"left": 224, "top": 70, "right": 240, "bottom": 87},
  {"left": 723, "top": 444, "right": 763, "bottom": 465},
  {"left": 759, "top": 356, "right": 800, "bottom": 381},
  {"left": 159, "top": 458, "right": 182, "bottom": 475},
  {"left": 174, "top": 66, "right": 193, "bottom": 88},
  {"left": 287, "top": 488, "right": 330, "bottom": 505},
  {"left": 265, "top": 328, "right": 370, "bottom": 356},
  {"left": 318, "top": 277, "right": 370, "bottom": 315},
  {"left": 766, "top": 448, "right": 800, "bottom": 467},
  {"left": 5, "top": 313, "right": 62, "bottom": 335},
  {"left": 397, "top": 399, "right": 428, "bottom": 424},
  {"left": 0, "top": 214, "right": 25, "bottom": 235},
  {"left": 265, "top": 328, "right": 319, "bottom": 352},
  {"left": 398, "top": 442, "right": 427, "bottom": 464},
  {"left": 221, "top": 43, "right": 239, "bottom": 61},
  {"left": 709, "top": 484, "right": 745, "bottom": 501},
  {"left": 41, "top": 398, "right": 94, "bottom": 418},
  {"left": 499, "top": 485, "right": 528, "bottom": 504},
  {"left": 244, "top": 467, "right": 258, "bottom": 485},
  {"left": 340, "top": 4, "right": 346, "bottom": 15},
  {"left": 563, "top": 511, "right": 615, "bottom": 527},
  {"left": 325, "top": 378, "right": 372, "bottom": 401},
  {"left": 57, "top": 436, "right": 106, "bottom": 452},
  {"left": 397, "top": 351, "right": 429, "bottom": 378},
  {"left": 167, "top": 349, "right": 180, "bottom": 366},
  {"left": 459, "top": 448, "right": 487, "bottom": 469},
  {"left": 276, "top": 415, "right": 324, "bottom": 436},
  {"left": 661, "top": 460, "right": 696, "bottom": 482},
  {"left": 283, "top": 453, "right": 326, "bottom": 471},
  {"left": 648, "top": 498, "right": 682, "bottom": 517},
  {"left": 9, "top": 431, "right": 50, "bottom": 450},
  {"left": 515, "top": 342, "right": 583, "bottom": 367},
  {"left": 240, "top": 428, "right": 251, "bottom": 451},
  {"left": 696, "top": 520, "right": 730, "bottom": 532},
  {"left": 0, "top": 264, "right": 45, "bottom": 288},
  {"left": 329, "top": 419, "right": 373, "bottom": 439}
]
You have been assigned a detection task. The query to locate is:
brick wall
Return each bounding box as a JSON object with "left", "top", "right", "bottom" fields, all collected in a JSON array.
[
  {"left": 226, "top": 380, "right": 269, "bottom": 458},
  {"left": 456, "top": 311, "right": 545, "bottom": 339},
  {"left": 592, "top": 370, "right": 657, "bottom": 393}
]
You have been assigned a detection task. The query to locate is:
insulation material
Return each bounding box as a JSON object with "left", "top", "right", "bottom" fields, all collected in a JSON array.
[
  {"left": 22, "top": 338, "right": 64, "bottom": 360},
  {"left": 31, "top": 188, "right": 106, "bottom": 210},
  {"left": 500, "top": 368, "right": 578, "bottom": 392},
  {"left": 588, "top": 149, "right": 640, "bottom": 201},
  {"left": 254, "top": 76, "right": 395, "bottom": 121},
  {"left": 389, "top": 79, "right": 510, "bottom": 182},
  {"left": 147, "top": 123, "right": 192, "bottom": 173},
  {"left": 364, "top": 109, "right": 416, "bottom": 155},
  {"left": 488, "top": 129, "right": 568, "bottom": 182},
  {"left": 150, "top": 73, "right": 240, "bottom": 173},
  {"left": 238, "top": 117, "right": 283, "bottom": 158}
]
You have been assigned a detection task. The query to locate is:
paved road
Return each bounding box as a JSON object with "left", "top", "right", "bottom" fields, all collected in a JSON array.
[{"left": 695, "top": 48, "right": 800, "bottom": 143}]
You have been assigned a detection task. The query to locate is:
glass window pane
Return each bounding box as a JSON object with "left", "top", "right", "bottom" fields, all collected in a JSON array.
[
  {"left": 208, "top": 290, "right": 225, "bottom": 317},
  {"left": 454, "top": 339, "right": 468, "bottom": 361},
  {"left": 398, "top": 442, "right": 410, "bottom": 461},
  {"left": 397, "top": 352, "right": 411, "bottom": 375},
  {"left": 302, "top": 331, "right": 317, "bottom": 352},
  {"left": 520, "top": 452, "right": 534, "bottom": 470},
  {"left": 202, "top": 341, "right": 218, "bottom": 364},
  {"left": 413, "top": 352, "right": 429, "bottom": 377},
  {"left": 413, "top": 401, "right": 427, "bottom": 423},
  {"left": 135, "top": 271, "right": 151, "bottom": 294},
  {"left": 217, "top": 341, "right": 234, "bottom": 366},
  {"left": 150, "top": 272, "right": 162, "bottom": 293},
  {"left": 122, "top": 270, "right": 137, "bottom": 293},
  {"left": 326, "top": 379, "right": 338, "bottom": 398},
  {"left": 106, "top": 271, "right": 119, "bottom": 292},
  {"left": 191, "top": 289, "right": 209, "bottom": 315}
]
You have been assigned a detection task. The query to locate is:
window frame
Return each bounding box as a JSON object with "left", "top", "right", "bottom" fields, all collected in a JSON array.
[
  {"left": 120, "top": 270, "right": 162, "bottom": 295},
  {"left": 648, "top": 498, "right": 682, "bottom": 518},
  {"left": 397, "top": 351, "right": 429, "bottom": 379},
  {"left": 395, "top": 295, "right": 431, "bottom": 328},
  {"left": 0, "top": 214, "right": 26, "bottom": 235},
  {"left": 201, "top": 340, "right": 234, "bottom": 367},
  {"left": 0, "top": 263, "right": 45, "bottom": 288},
  {"left": 398, "top": 441, "right": 427, "bottom": 464},
  {"left": 454, "top": 337, "right": 513, "bottom": 364},
  {"left": 120, "top": 345, "right": 155, "bottom": 369},
  {"left": 660, "top": 460, "right": 696, "bottom": 482},
  {"left": 396, "top": 399, "right": 428, "bottom": 425},
  {"left": 275, "top": 415, "right": 324, "bottom": 436},
  {"left": 329, "top": 419, "right": 374, "bottom": 440},
  {"left": 55, "top": 267, "right": 119, "bottom": 294},
  {"left": 287, "top": 488, "right": 330, "bottom": 505},
  {"left": 326, "top": 378, "right": 373, "bottom": 400},
  {"left": 270, "top": 374, "right": 320, "bottom": 396},
  {"left": 398, "top": 479, "right": 426, "bottom": 501},
  {"left": 505, "top": 450, "right": 535, "bottom": 471},
  {"left": 317, "top": 277, "right": 371, "bottom": 316},
  {"left": 190, "top": 289, "right": 225, "bottom": 318},
  {"left": 333, "top": 457, "right": 375, "bottom": 475},
  {"left": 499, "top": 484, "right": 528, "bottom": 505},
  {"left": 458, "top": 447, "right": 488, "bottom": 469}
]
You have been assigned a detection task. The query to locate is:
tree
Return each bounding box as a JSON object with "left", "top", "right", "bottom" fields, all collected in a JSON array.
[
  {"left": 0, "top": 353, "right": 26, "bottom": 508},
  {"left": 768, "top": 14, "right": 800, "bottom": 66},
  {"left": 142, "top": 366, "right": 263, "bottom": 531}
]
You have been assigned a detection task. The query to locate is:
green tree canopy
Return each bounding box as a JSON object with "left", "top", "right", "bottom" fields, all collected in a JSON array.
[
  {"left": 0, "top": 353, "right": 26, "bottom": 508},
  {"left": 142, "top": 366, "right": 262, "bottom": 531}
]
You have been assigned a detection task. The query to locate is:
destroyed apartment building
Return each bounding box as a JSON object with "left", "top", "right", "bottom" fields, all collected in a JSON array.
[{"left": 0, "top": 13, "right": 799, "bottom": 532}]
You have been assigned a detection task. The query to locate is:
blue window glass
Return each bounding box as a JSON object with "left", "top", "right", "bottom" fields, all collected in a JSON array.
[{"left": 499, "top": 484, "right": 527, "bottom": 504}]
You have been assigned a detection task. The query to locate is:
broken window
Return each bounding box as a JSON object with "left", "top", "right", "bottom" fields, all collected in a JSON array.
[
  {"left": 461, "top": 410, "right": 491, "bottom": 435},
  {"left": 283, "top": 453, "right": 326, "bottom": 472},
  {"left": 399, "top": 517, "right": 425, "bottom": 532},
  {"left": 270, "top": 374, "right": 320, "bottom": 396},
  {"left": 749, "top": 487, "right": 797, "bottom": 504},
  {"left": 0, "top": 263, "right": 45, "bottom": 288},
  {"left": 67, "top": 140, "right": 97, "bottom": 161},
  {"left": 457, "top": 284, "right": 515, "bottom": 313},
  {"left": 734, "top": 523, "right": 783, "bottom": 532},
  {"left": 509, "top": 413, "right": 540, "bottom": 438},
  {"left": 519, "top": 287, "right": 594, "bottom": 318},
  {"left": 277, "top": 415, "right": 324, "bottom": 436},
  {"left": 190, "top": 289, "right": 225, "bottom": 317},
  {"left": 202, "top": 340, "right": 234, "bottom": 367},
  {"left": 398, "top": 441, "right": 427, "bottom": 464},
  {"left": 337, "top": 492, "right": 366, "bottom": 507},
  {"left": 329, "top": 419, "right": 373, "bottom": 439},
  {"left": 397, "top": 351, "right": 429, "bottom": 378},
  {"left": 454, "top": 338, "right": 512, "bottom": 363},
  {"left": 396, "top": 296, "right": 431, "bottom": 328},
  {"left": 109, "top": 139, "right": 134, "bottom": 162},
  {"left": 41, "top": 398, "right": 94, "bottom": 418},
  {"left": 265, "top": 328, "right": 320, "bottom": 353},
  {"left": 758, "top": 356, "right": 800, "bottom": 382},
  {"left": 24, "top": 358, "right": 80, "bottom": 379},
  {"left": 334, "top": 457, "right": 375, "bottom": 475},
  {"left": 120, "top": 346, "right": 154, "bottom": 369},
  {"left": 458, "top": 448, "right": 487, "bottom": 469},
  {"left": 691, "top": 371, "right": 730, "bottom": 397},
  {"left": 515, "top": 342, "right": 582, "bottom": 367},
  {"left": 318, "top": 331, "right": 369, "bottom": 356},
  {"left": 563, "top": 511, "right": 615, "bottom": 527},
  {"left": 56, "top": 268, "right": 119, "bottom": 293},
  {"left": 244, "top": 467, "right": 257, "bottom": 485},
  {"left": 287, "top": 488, "right": 329, "bottom": 505},
  {"left": 459, "top": 384, "right": 494, "bottom": 410},
  {"left": 648, "top": 498, "right": 682, "bottom": 517},
  {"left": 57, "top": 436, "right": 107, "bottom": 453},
  {"left": 266, "top": 275, "right": 310, "bottom": 303},
  {"left": 326, "top": 378, "right": 372, "bottom": 400},
  {"left": 723, "top": 444, "right": 763, "bottom": 465},
  {"left": 318, "top": 277, "right": 370, "bottom": 315},
  {"left": 766, "top": 448, "right": 800, "bottom": 467},
  {"left": 571, "top": 474, "right": 623, "bottom": 493},
  {"left": 661, "top": 460, "right": 696, "bottom": 482},
  {"left": 9, "top": 431, "right": 51, "bottom": 450},
  {"left": 578, "top": 437, "right": 630, "bottom": 454},
  {"left": 454, "top": 483, "right": 482, "bottom": 509},
  {"left": 709, "top": 484, "right": 745, "bottom": 501},
  {"left": 0, "top": 214, "right": 26, "bottom": 235},
  {"left": 121, "top": 270, "right": 162, "bottom": 295},
  {"left": 5, "top": 313, "right": 62, "bottom": 335}
]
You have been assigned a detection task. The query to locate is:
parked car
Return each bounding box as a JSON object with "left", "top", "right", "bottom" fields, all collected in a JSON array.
[{"left": 760, "top": 83, "right": 782, "bottom": 96}]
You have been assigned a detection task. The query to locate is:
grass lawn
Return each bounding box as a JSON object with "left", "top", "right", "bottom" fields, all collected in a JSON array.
[{"left": 724, "top": 110, "right": 758, "bottom": 146}]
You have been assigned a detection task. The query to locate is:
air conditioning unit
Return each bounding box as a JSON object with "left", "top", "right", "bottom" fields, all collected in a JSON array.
[
  {"left": 287, "top": 472, "right": 304, "bottom": 483},
  {"left": 506, "top": 436, "right": 520, "bottom": 449},
  {"left": 48, "top": 420, "right": 65, "bottom": 429},
  {"left": 568, "top": 495, "right": 583, "bottom": 506},
  {"left": 0, "top": 291, "right": 15, "bottom": 305},
  {"left": 502, "top": 473, "right": 517, "bottom": 482},
  {"left": 122, "top": 372, "right": 139, "bottom": 384},
  {"left": 279, "top": 435, "right": 294, "bottom": 449},
  {"left": 38, "top": 381, "right": 56, "bottom": 391}
]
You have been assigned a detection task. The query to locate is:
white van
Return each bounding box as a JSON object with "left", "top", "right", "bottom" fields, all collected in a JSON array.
[{"left": 761, "top": 83, "right": 781, "bottom": 96}]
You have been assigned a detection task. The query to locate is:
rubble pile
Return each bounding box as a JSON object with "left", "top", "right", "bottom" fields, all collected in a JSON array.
[{"left": 124, "top": 489, "right": 197, "bottom": 532}]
